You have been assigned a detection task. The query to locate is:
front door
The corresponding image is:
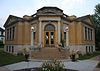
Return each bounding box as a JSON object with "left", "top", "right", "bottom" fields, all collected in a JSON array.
[{"left": 45, "top": 31, "right": 55, "bottom": 47}]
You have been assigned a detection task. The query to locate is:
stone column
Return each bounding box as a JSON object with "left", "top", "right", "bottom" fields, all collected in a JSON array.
[
  {"left": 31, "top": 31, "right": 33, "bottom": 46},
  {"left": 58, "top": 21, "right": 60, "bottom": 44},
  {"left": 39, "top": 21, "right": 42, "bottom": 45},
  {"left": 66, "top": 28, "right": 69, "bottom": 46}
]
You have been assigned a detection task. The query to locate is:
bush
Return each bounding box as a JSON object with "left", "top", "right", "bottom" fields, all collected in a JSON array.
[
  {"left": 97, "top": 62, "right": 100, "bottom": 68},
  {"left": 40, "top": 60, "right": 64, "bottom": 71}
]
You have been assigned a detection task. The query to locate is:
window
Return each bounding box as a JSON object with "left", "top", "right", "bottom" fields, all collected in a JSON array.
[
  {"left": 6, "top": 26, "right": 15, "bottom": 40},
  {"left": 91, "top": 46, "right": 93, "bottom": 52},
  {"left": 85, "top": 27, "right": 87, "bottom": 40},
  {"left": 12, "top": 46, "right": 14, "bottom": 53},
  {"left": 64, "top": 32, "right": 66, "bottom": 42},
  {"left": 33, "top": 32, "right": 36, "bottom": 40},
  {"left": 10, "top": 28, "right": 12, "bottom": 40},
  {"left": 89, "top": 46, "right": 91, "bottom": 53},
  {"left": 51, "top": 32, "right": 54, "bottom": 44},
  {"left": 86, "top": 46, "right": 88, "bottom": 53},
  {"left": 84, "top": 26, "right": 93, "bottom": 41},
  {"left": 9, "top": 46, "right": 11, "bottom": 52},
  {"left": 90, "top": 29, "right": 92, "bottom": 40},
  {"left": 12, "top": 27, "right": 15, "bottom": 40},
  {"left": 44, "top": 24, "right": 55, "bottom": 31},
  {"left": 6, "top": 46, "right": 8, "bottom": 52},
  {"left": 88, "top": 28, "right": 90, "bottom": 40}
]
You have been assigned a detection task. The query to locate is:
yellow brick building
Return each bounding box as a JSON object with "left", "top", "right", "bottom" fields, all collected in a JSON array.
[{"left": 4, "top": 7, "right": 95, "bottom": 54}]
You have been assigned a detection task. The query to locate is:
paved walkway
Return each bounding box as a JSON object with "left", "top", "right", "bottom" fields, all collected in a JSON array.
[
  {"left": 2, "top": 60, "right": 98, "bottom": 71},
  {"left": 64, "top": 60, "right": 98, "bottom": 71},
  {"left": 0, "top": 67, "right": 10, "bottom": 71},
  {"left": 92, "top": 68, "right": 100, "bottom": 71},
  {"left": 0, "top": 55, "right": 100, "bottom": 71},
  {"left": 90, "top": 55, "right": 100, "bottom": 71}
]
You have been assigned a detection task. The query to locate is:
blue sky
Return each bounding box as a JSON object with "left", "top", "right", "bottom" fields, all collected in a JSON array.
[{"left": 0, "top": 0, "right": 100, "bottom": 28}]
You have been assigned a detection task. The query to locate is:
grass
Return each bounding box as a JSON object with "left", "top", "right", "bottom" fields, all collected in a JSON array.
[
  {"left": 0, "top": 48, "right": 25, "bottom": 66},
  {"left": 78, "top": 51, "right": 100, "bottom": 60}
]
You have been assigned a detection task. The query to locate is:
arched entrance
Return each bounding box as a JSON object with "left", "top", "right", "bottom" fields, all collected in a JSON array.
[{"left": 44, "top": 24, "right": 55, "bottom": 47}]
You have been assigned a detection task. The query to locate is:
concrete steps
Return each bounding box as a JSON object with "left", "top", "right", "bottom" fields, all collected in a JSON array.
[{"left": 31, "top": 48, "right": 69, "bottom": 60}]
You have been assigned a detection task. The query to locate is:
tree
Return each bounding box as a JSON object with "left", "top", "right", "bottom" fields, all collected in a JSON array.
[{"left": 92, "top": 4, "right": 100, "bottom": 50}]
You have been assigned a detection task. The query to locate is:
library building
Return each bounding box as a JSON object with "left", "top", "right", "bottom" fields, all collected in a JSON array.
[{"left": 4, "top": 7, "right": 95, "bottom": 57}]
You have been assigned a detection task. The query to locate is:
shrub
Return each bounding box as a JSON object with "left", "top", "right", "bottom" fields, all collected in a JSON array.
[
  {"left": 97, "top": 62, "right": 100, "bottom": 68},
  {"left": 40, "top": 60, "right": 64, "bottom": 71}
]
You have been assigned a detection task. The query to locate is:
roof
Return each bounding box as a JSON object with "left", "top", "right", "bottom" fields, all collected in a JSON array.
[
  {"left": 36, "top": 6, "right": 64, "bottom": 16},
  {"left": 76, "top": 15, "right": 90, "bottom": 21},
  {"left": 76, "top": 15, "right": 95, "bottom": 28},
  {"left": 37, "top": 6, "right": 63, "bottom": 12},
  {"left": 3, "top": 15, "right": 22, "bottom": 27},
  {"left": 0, "top": 27, "right": 4, "bottom": 31}
]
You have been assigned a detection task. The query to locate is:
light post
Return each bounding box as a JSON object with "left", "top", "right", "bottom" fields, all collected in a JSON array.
[
  {"left": 31, "top": 26, "right": 34, "bottom": 47},
  {"left": 30, "top": 26, "right": 34, "bottom": 59}
]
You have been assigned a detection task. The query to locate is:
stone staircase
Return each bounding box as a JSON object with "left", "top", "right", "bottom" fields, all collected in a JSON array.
[{"left": 31, "top": 48, "right": 69, "bottom": 60}]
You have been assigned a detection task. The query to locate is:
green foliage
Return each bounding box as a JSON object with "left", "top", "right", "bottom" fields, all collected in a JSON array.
[
  {"left": 92, "top": 4, "right": 100, "bottom": 50},
  {"left": 40, "top": 60, "right": 64, "bottom": 71},
  {"left": 78, "top": 51, "right": 100, "bottom": 60},
  {"left": 0, "top": 40, "right": 4, "bottom": 48},
  {"left": 0, "top": 49, "right": 25, "bottom": 66},
  {"left": 95, "top": 4, "right": 100, "bottom": 14}
]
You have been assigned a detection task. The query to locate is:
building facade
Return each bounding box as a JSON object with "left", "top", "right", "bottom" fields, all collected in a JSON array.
[{"left": 4, "top": 7, "right": 95, "bottom": 54}]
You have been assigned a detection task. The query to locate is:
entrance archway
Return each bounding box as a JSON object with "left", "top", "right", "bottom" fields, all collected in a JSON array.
[{"left": 44, "top": 24, "right": 55, "bottom": 47}]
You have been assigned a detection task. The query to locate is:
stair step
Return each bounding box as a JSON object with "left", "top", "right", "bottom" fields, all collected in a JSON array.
[{"left": 31, "top": 48, "right": 69, "bottom": 60}]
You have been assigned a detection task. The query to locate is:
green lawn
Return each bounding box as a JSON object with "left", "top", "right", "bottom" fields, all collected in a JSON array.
[
  {"left": 78, "top": 51, "right": 100, "bottom": 60},
  {"left": 0, "top": 48, "right": 25, "bottom": 66}
]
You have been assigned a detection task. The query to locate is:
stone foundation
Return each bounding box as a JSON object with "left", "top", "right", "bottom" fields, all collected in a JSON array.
[
  {"left": 4, "top": 44, "right": 95, "bottom": 55},
  {"left": 68, "top": 45, "right": 95, "bottom": 55},
  {"left": 4, "top": 45, "right": 31, "bottom": 54}
]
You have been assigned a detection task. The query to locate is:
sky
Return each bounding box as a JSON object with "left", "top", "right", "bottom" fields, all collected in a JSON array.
[{"left": 0, "top": 0, "right": 100, "bottom": 28}]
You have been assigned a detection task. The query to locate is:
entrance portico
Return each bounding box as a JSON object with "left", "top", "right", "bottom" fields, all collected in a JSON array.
[{"left": 31, "top": 19, "right": 69, "bottom": 48}]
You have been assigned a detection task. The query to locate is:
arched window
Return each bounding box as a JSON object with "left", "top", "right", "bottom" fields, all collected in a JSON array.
[{"left": 44, "top": 24, "right": 55, "bottom": 31}]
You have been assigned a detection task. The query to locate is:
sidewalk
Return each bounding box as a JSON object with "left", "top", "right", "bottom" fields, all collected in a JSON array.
[
  {"left": 4, "top": 61, "right": 42, "bottom": 71},
  {"left": 0, "top": 67, "right": 10, "bottom": 71},
  {"left": 3, "top": 60, "right": 99, "bottom": 71},
  {"left": 64, "top": 60, "right": 99, "bottom": 71},
  {"left": 90, "top": 55, "right": 100, "bottom": 71},
  {"left": 92, "top": 68, "right": 100, "bottom": 71}
]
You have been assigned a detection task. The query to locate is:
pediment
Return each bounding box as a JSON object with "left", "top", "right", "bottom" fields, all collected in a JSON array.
[
  {"left": 43, "top": 12, "right": 56, "bottom": 14},
  {"left": 4, "top": 15, "right": 22, "bottom": 27},
  {"left": 82, "top": 17, "right": 94, "bottom": 26},
  {"left": 37, "top": 7, "right": 63, "bottom": 15},
  {"left": 76, "top": 15, "right": 94, "bottom": 26}
]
